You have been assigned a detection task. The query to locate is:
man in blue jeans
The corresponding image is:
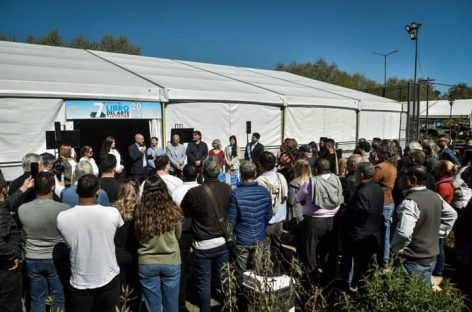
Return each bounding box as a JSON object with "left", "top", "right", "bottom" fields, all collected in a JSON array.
[
  {"left": 18, "top": 172, "right": 70, "bottom": 312},
  {"left": 391, "top": 165, "right": 457, "bottom": 287},
  {"left": 181, "top": 159, "right": 232, "bottom": 312}
]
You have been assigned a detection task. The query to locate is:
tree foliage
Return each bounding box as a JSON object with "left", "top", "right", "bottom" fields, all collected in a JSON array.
[
  {"left": 276, "top": 58, "right": 472, "bottom": 101},
  {"left": 276, "top": 59, "right": 379, "bottom": 91},
  {"left": 4, "top": 29, "right": 141, "bottom": 55},
  {"left": 447, "top": 83, "right": 472, "bottom": 100}
]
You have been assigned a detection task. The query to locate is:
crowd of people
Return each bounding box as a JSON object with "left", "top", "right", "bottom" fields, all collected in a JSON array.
[{"left": 1, "top": 130, "right": 472, "bottom": 312}]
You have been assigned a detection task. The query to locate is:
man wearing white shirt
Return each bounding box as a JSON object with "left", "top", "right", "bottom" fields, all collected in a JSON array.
[
  {"left": 255, "top": 151, "right": 288, "bottom": 272},
  {"left": 140, "top": 155, "right": 183, "bottom": 195},
  {"left": 171, "top": 164, "right": 199, "bottom": 310},
  {"left": 57, "top": 174, "right": 124, "bottom": 312},
  {"left": 391, "top": 165, "right": 457, "bottom": 287}
]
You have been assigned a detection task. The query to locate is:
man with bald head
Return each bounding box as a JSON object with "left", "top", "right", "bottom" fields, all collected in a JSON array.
[{"left": 128, "top": 133, "right": 148, "bottom": 182}]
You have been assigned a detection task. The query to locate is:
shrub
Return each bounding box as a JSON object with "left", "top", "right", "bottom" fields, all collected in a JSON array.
[{"left": 335, "top": 266, "right": 466, "bottom": 312}]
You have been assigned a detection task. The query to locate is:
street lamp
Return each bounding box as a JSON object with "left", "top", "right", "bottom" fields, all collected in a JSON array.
[
  {"left": 449, "top": 98, "right": 455, "bottom": 138},
  {"left": 405, "top": 22, "right": 422, "bottom": 84},
  {"left": 373, "top": 49, "right": 399, "bottom": 97},
  {"left": 405, "top": 22, "right": 422, "bottom": 141}
]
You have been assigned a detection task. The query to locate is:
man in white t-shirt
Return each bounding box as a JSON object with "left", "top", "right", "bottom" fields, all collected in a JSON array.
[
  {"left": 171, "top": 164, "right": 199, "bottom": 310},
  {"left": 140, "top": 155, "right": 183, "bottom": 195},
  {"left": 57, "top": 174, "right": 123, "bottom": 312}
]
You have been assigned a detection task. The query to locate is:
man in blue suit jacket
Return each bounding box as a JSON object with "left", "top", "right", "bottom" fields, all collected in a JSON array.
[{"left": 128, "top": 133, "right": 148, "bottom": 182}]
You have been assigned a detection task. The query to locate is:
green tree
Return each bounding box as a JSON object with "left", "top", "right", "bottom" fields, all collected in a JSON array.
[
  {"left": 1, "top": 29, "right": 141, "bottom": 55},
  {"left": 69, "top": 34, "right": 98, "bottom": 50},
  {"left": 99, "top": 34, "right": 140, "bottom": 55},
  {"left": 275, "top": 58, "right": 443, "bottom": 102},
  {"left": 27, "top": 29, "right": 64, "bottom": 46},
  {"left": 276, "top": 58, "right": 383, "bottom": 95},
  {"left": 447, "top": 83, "right": 472, "bottom": 99},
  {"left": 0, "top": 34, "right": 16, "bottom": 42}
]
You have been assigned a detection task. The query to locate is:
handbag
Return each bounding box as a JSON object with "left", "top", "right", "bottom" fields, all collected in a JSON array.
[{"left": 202, "top": 184, "right": 236, "bottom": 249}]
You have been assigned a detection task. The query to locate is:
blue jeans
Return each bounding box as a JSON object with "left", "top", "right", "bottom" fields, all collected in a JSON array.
[
  {"left": 434, "top": 238, "right": 445, "bottom": 276},
  {"left": 402, "top": 260, "right": 436, "bottom": 287},
  {"left": 138, "top": 263, "right": 181, "bottom": 312},
  {"left": 193, "top": 244, "right": 229, "bottom": 312},
  {"left": 382, "top": 204, "right": 395, "bottom": 265},
  {"left": 26, "top": 258, "right": 65, "bottom": 312}
]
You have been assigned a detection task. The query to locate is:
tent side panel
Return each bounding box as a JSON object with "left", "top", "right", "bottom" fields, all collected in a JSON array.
[
  {"left": 0, "top": 98, "right": 65, "bottom": 180},
  {"left": 165, "top": 102, "right": 232, "bottom": 145},
  {"left": 165, "top": 102, "right": 282, "bottom": 151},
  {"left": 285, "top": 107, "right": 356, "bottom": 144},
  {"left": 358, "top": 111, "right": 401, "bottom": 140}
]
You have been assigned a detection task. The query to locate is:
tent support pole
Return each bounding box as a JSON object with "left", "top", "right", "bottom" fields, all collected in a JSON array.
[
  {"left": 161, "top": 103, "right": 167, "bottom": 145},
  {"left": 281, "top": 106, "right": 286, "bottom": 142},
  {"left": 355, "top": 110, "right": 360, "bottom": 143}
]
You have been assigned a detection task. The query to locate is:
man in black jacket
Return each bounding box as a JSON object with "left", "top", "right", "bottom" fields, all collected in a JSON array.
[
  {"left": 186, "top": 130, "right": 209, "bottom": 183},
  {"left": 0, "top": 170, "right": 33, "bottom": 311},
  {"left": 244, "top": 132, "right": 264, "bottom": 162},
  {"left": 337, "top": 162, "right": 384, "bottom": 289},
  {"left": 180, "top": 159, "right": 231, "bottom": 312}
]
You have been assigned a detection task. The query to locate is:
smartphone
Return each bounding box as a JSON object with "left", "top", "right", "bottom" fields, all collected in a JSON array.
[{"left": 31, "top": 162, "right": 39, "bottom": 178}]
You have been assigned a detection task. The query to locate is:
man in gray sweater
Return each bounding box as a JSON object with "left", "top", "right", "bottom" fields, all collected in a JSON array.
[
  {"left": 18, "top": 172, "right": 70, "bottom": 312},
  {"left": 392, "top": 165, "right": 457, "bottom": 287}
]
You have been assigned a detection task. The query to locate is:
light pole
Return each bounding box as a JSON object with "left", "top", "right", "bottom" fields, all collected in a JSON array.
[
  {"left": 405, "top": 22, "right": 422, "bottom": 140},
  {"left": 405, "top": 22, "right": 421, "bottom": 84},
  {"left": 449, "top": 98, "right": 455, "bottom": 138},
  {"left": 374, "top": 49, "right": 399, "bottom": 97}
]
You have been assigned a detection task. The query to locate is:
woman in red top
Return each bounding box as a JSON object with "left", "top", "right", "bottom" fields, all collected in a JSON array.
[
  {"left": 435, "top": 160, "right": 457, "bottom": 204},
  {"left": 433, "top": 159, "right": 457, "bottom": 279},
  {"left": 209, "top": 139, "right": 225, "bottom": 169}
]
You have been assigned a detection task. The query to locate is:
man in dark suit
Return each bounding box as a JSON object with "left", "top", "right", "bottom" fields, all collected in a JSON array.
[
  {"left": 244, "top": 132, "right": 264, "bottom": 163},
  {"left": 128, "top": 133, "right": 148, "bottom": 182},
  {"left": 337, "top": 162, "right": 384, "bottom": 289}
]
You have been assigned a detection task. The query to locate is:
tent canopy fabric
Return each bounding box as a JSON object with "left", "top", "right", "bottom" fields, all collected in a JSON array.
[
  {"left": 0, "top": 41, "right": 161, "bottom": 101},
  {"left": 0, "top": 41, "right": 402, "bottom": 113},
  {"left": 420, "top": 99, "right": 472, "bottom": 118}
]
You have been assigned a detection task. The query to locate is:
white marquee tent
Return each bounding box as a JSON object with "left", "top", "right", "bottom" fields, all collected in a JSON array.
[
  {"left": 0, "top": 41, "right": 404, "bottom": 179},
  {"left": 420, "top": 99, "right": 472, "bottom": 119}
]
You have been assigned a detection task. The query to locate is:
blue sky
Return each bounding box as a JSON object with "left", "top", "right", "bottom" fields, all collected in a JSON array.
[{"left": 1, "top": 0, "right": 471, "bottom": 94}]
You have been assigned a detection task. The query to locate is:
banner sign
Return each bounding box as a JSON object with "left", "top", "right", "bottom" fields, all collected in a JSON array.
[{"left": 65, "top": 100, "right": 161, "bottom": 119}]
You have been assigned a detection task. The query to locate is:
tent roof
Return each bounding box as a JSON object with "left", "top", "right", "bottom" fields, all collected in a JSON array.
[
  {"left": 90, "top": 50, "right": 284, "bottom": 105},
  {"left": 0, "top": 41, "right": 161, "bottom": 101},
  {"left": 420, "top": 99, "right": 472, "bottom": 118},
  {"left": 0, "top": 41, "right": 401, "bottom": 111}
]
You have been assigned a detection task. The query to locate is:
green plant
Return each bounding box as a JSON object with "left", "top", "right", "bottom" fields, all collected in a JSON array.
[
  {"left": 335, "top": 266, "right": 466, "bottom": 312},
  {"left": 221, "top": 261, "right": 238, "bottom": 311},
  {"left": 115, "top": 285, "right": 137, "bottom": 312}
]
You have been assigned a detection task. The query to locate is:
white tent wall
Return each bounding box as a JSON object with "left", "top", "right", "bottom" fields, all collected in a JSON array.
[
  {"left": 358, "top": 111, "right": 402, "bottom": 140},
  {"left": 165, "top": 102, "right": 281, "bottom": 149},
  {"left": 285, "top": 107, "right": 356, "bottom": 144},
  {"left": 0, "top": 98, "right": 65, "bottom": 180}
]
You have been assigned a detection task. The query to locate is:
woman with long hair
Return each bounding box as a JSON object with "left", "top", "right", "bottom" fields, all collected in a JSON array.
[
  {"left": 287, "top": 159, "right": 311, "bottom": 225},
  {"left": 100, "top": 136, "right": 125, "bottom": 176},
  {"left": 114, "top": 179, "right": 140, "bottom": 310},
  {"left": 79, "top": 145, "right": 99, "bottom": 176},
  {"left": 135, "top": 176, "right": 182, "bottom": 312},
  {"left": 277, "top": 138, "right": 299, "bottom": 183},
  {"left": 372, "top": 140, "right": 398, "bottom": 267},
  {"left": 209, "top": 139, "right": 225, "bottom": 169},
  {"left": 224, "top": 135, "right": 240, "bottom": 188},
  {"left": 59, "top": 144, "right": 77, "bottom": 186}
]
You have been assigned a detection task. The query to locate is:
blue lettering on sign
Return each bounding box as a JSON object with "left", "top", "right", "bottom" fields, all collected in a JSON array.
[{"left": 104, "top": 104, "right": 131, "bottom": 118}]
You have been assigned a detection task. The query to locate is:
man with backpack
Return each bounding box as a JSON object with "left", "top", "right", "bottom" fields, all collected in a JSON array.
[
  {"left": 295, "top": 158, "right": 344, "bottom": 285},
  {"left": 255, "top": 151, "right": 288, "bottom": 270}
]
